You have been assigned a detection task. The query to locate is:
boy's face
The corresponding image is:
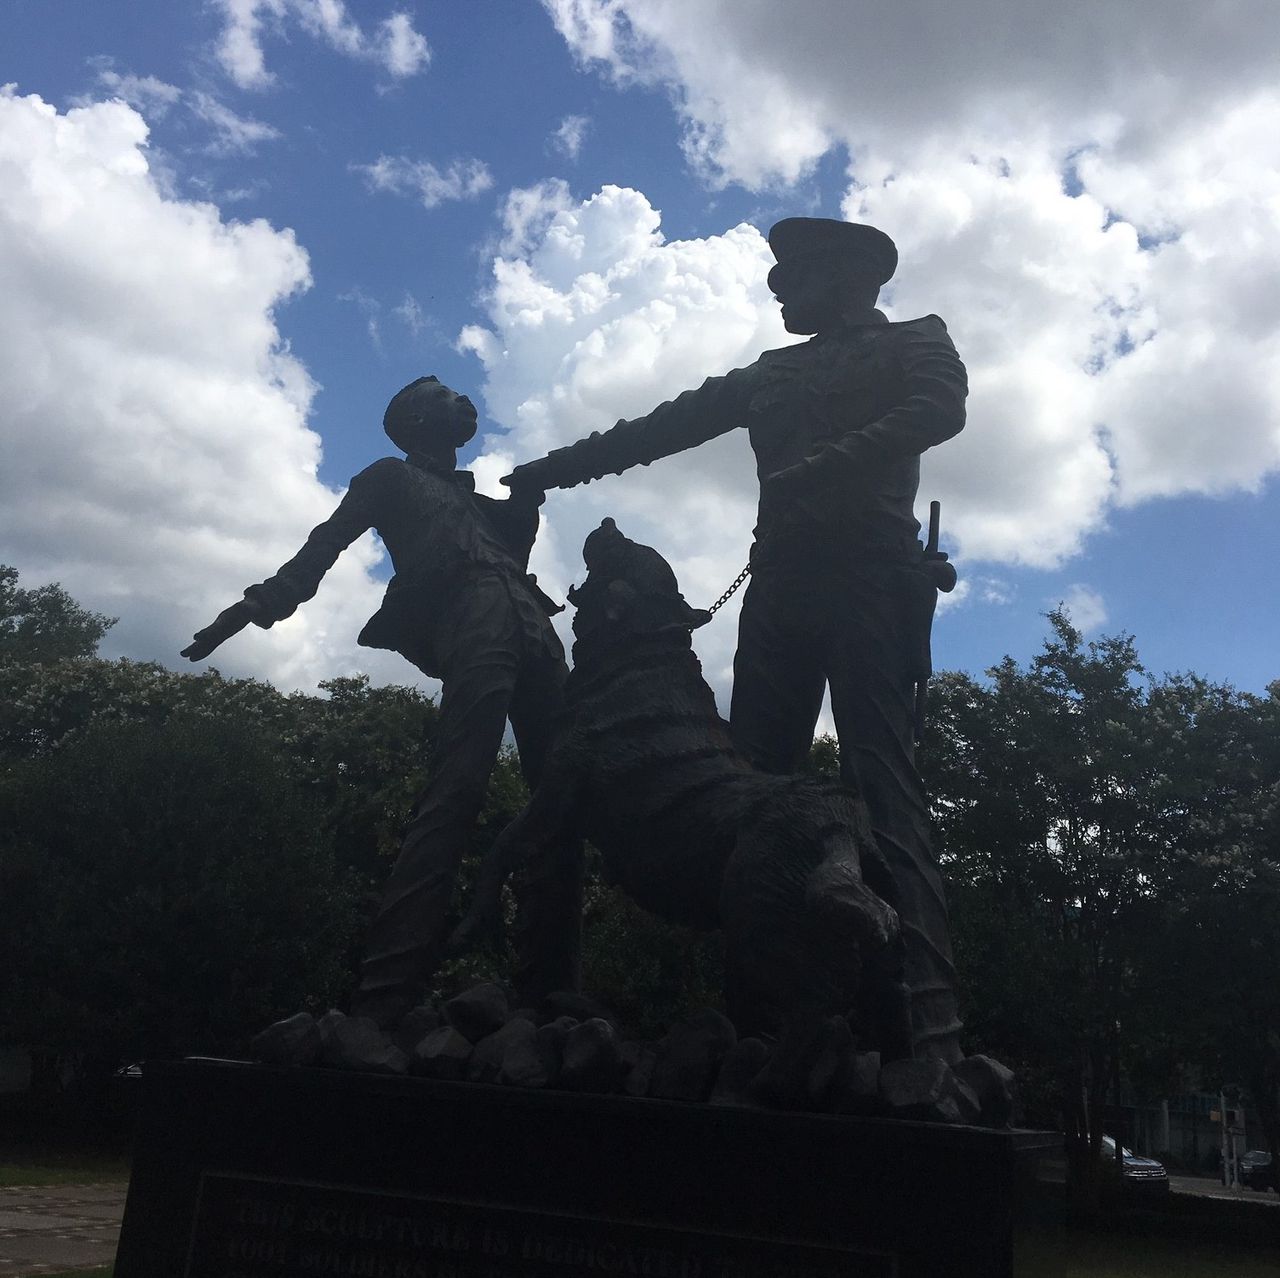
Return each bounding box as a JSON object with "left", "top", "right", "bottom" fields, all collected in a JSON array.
[{"left": 387, "top": 382, "right": 478, "bottom": 453}]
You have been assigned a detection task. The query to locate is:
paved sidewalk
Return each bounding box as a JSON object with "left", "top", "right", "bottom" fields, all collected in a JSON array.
[
  {"left": 0, "top": 1183, "right": 125, "bottom": 1275},
  {"left": 1169, "top": 1172, "right": 1280, "bottom": 1205}
]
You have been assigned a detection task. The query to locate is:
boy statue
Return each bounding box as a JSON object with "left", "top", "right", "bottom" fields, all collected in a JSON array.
[{"left": 183, "top": 377, "right": 580, "bottom": 1025}]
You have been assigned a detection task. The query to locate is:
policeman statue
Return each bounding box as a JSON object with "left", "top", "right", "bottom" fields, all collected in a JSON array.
[{"left": 506, "top": 219, "right": 967, "bottom": 1062}]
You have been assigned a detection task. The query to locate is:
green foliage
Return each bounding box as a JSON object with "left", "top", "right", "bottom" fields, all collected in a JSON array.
[
  {"left": 0, "top": 565, "right": 115, "bottom": 664},
  {"left": 0, "top": 1151, "right": 130, "bottom": 1186},
  {"left": 426, "top": 745, "right": 532, "bottom": 999},
  {"left": 6, "top": 564, "right": 1278, "bottom": 1180},
  {"left": 579, "top": 846, "right": 726, "bottom": 1038},
  {"left": 919, "top": 611, "right": 1280, "bottom": 1201},
  {"left": 0, "top": 657, "right": 439, "bottom": 886},
  {"left": 803, "top": 732, "right": 841, "bottom": 780},
  {"left": 286, "top": 674, "right": 439, "bottom": 893},
  {"left": 0, "top": 571, "right": 448, "bottom": 1084},
  {"left": 0, "top": 715, "right": 360, "bottom": 1065}
]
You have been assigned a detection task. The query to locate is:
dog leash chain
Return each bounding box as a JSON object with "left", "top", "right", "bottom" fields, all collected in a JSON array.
[{"left": 707, "top": 562, "right": 751, "bottom": 618}]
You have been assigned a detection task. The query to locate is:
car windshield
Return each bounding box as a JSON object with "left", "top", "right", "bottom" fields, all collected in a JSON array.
[{"left": 1100, "top": 1136, "right": 1134, "bottom": 1157}]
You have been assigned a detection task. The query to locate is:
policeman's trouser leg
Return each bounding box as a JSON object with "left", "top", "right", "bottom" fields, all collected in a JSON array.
[
  {"left": 729, "top": 575, "right": 826, "bottom": 775},
  {"left": 826, "top": 597, "right": 964, "bottom": 1065},
  {"left": 352, "top": 625, "right": 521, "bottom": 1027},
  {"left": 729, "top": 571, "right": 963, "bottom": 1063}
]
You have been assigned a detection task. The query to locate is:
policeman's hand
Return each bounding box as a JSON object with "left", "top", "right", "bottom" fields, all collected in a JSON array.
[
  {"left": 180, "top": 599, "right": 259, "bottom": 662},
  {"left": 500, "top": 472, "right": 547, "bottom": 508},
  {"left": 502, "top": 457, "right": 556, "bottom": 495}
]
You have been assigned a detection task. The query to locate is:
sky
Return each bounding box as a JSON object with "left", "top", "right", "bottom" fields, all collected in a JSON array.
[{"left": 3, "top": 0, "right": 1279, "bottom": 710}]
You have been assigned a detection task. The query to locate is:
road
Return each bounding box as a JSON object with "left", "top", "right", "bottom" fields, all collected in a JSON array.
[{"left": 0, "top": 1183, "right": 125, "bottom": 1275}]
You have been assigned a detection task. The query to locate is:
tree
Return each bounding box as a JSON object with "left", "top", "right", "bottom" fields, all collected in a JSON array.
[
  {"left": 0, "top": 655, "right": 443, "bottom": 889},
  {"left": 1137, "top": 679, "right": 1280, "bottom": 1179},
  {"left": 0, "top": 574, "right": 447, "bottom": 1092},
  {"left": 0, "top": 565, "right": 116, "bottom": 664},
  {"left": 0, "top": 715, "right": 361, "bottom": 1092},
  {"left": 919, "top": 612, "right": 1210, "bottom": 1208}
]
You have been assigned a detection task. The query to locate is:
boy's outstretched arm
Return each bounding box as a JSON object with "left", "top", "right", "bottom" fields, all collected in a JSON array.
[
  {"left": 180, "top": 596, "right": 266, "bottom": 661},
  {"left": 181, "top": 462, "right": 382, "bottom": 661}
]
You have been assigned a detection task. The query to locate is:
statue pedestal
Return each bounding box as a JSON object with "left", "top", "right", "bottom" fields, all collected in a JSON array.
[{"left": 115, "top": 1058, "right": 1060, "bottom": 1278}]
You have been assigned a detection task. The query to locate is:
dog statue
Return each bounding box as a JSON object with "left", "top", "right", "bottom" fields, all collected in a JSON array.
[{"left": 451, "top": 519, "right": 912, "bottom": 1069}]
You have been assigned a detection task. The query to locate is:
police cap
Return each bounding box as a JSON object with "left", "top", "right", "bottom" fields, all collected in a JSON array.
[{"left": 767, "top": 218, "right": 898, "bottom": 289}]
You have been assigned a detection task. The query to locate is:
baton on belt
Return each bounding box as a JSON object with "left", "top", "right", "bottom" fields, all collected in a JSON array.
[{"left": 914, "top": 500, "right": 957, "bottom": 743}]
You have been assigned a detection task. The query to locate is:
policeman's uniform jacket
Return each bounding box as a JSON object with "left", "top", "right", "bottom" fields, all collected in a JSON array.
[{"left": 530, "top": 312, "right": 966, "bottom": 574}]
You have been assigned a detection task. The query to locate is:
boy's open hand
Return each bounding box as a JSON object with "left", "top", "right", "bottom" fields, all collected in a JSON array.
[{"left": 181, "top": 599, "right": 259, "bottom": 661}]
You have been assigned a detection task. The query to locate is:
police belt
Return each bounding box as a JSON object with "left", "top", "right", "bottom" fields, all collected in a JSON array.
[{"left": 750, "top": 537, "right": 922, "bottom": 576}]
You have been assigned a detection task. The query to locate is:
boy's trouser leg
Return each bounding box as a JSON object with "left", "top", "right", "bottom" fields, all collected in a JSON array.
[
  {"left": 352, "top": 594, "right": 522, "bottom": 1026},
  {"left": 507, "top": 655, "right": 583, "bottom": 1005}
]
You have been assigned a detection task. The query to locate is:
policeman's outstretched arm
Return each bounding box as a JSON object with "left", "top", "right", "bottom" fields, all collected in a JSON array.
[{"left": 501, "top": 365, "right": 757, "bottom": 492}]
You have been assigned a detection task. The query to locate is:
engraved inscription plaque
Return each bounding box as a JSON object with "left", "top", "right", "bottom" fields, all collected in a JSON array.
[
  {"left": 115, "top": 1060, "right": 1056, "bottom": 1278},
  {"left": 186, "top": 1174, "right": 896, "bottom": 1278}
]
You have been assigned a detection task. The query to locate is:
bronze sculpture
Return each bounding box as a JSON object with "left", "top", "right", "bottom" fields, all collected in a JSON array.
[
  {"left": 451, "top": 518, "right": 912, "bottom": 1074},
  {"left": 504, "top": 219, "right": 967, "bottom": 1063},
  {"left": 183, "top": 377, "right": 581, "bottom": 1025}
]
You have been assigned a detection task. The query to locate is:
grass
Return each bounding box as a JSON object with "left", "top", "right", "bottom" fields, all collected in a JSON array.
[
  {"left": 1018, "top": 1226, "right": 1279, "bottom": 1276},
  {"left": 0, "top": 1151, "right": 129, "bottom": 1188}
]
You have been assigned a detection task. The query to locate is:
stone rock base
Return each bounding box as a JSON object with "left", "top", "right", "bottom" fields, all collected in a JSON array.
[{"left": 250, "top": 981, "right": 1015, "bottom": 1126}]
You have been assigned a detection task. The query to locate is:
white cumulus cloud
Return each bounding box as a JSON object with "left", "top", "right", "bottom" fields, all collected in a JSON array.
[
  {"left": 0, "top": 89, "right": 406, "bottom": 691},
  {"left": 89, "top": 64, "right": 183, "bottom": 117},
  {"left": 188, "top": 91, "right": 283, "bottom": 155},
  {"left": 550, "top": 113, "right": 590, "bottom": 160},
  {"left": 377, "top": 12, "right": 432, "bottom": 79},
  {"left": 539, "top": 0, "right": 1280, "bottom": 571},
  {"left": 462, "top": 184, "right": 801, "bottom": 704},
  {"left": 545, "top": 0, "right": 1280, "bottom": 190},
  {"left": 1057, "top": 585, "right": 1108, "bottom": 635},
  {"left": 85, "top": 61, "right": 282, "bottom": 159},
  {"left": 355, "top": 155, "right": 494, "bottom": 210},
  {"left": 213, "top": 0, "right": 430, "bottom": 90}
]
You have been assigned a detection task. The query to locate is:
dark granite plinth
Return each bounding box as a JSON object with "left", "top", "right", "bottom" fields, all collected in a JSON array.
[{"left": 115, "top": 1058, "right": 1059, "bottom": 1278}]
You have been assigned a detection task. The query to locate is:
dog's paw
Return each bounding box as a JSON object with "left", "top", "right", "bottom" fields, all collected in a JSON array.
[{"left": 805, "top": 860, "right": 900, "bottom": 950}]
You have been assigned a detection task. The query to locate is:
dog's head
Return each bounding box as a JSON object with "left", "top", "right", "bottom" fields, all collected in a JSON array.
[{"left": 568, "top": 519, "right": 712, "bottom": 644}]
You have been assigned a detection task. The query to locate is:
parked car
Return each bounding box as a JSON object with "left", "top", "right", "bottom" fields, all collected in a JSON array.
[
  {"left": 1240, "top": 1150, "right": 1275, "bottom": 1191},
  {"left": 1100, "top": 1135, "right": 1171, "bottom": 1196}
]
